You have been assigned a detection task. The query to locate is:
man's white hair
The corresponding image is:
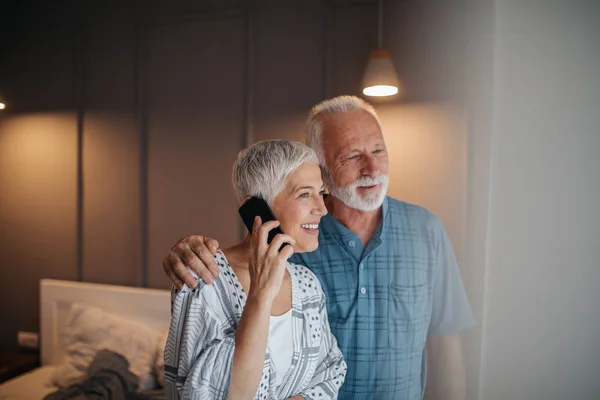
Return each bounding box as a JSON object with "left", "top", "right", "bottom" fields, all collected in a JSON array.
[
  {"left": 232, "top": 139, "right": 318, "bottom": 205},
  {"left": 306, "top": 95, "right": 383, "bottom": 167}
]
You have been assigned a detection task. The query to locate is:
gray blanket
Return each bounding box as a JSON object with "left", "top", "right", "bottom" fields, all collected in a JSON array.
[{"left": 44, "top": 349, "right": 160, "bottom": 400}]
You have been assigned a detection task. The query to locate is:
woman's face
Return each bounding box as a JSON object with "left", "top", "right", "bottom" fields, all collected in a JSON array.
[{"left": 271, "top": 162, "right": 327, "bottom": 253}]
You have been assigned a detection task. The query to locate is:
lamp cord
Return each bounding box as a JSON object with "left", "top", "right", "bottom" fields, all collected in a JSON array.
[{"left": 378, "top": 0, "right": 383, "bottom": 48}]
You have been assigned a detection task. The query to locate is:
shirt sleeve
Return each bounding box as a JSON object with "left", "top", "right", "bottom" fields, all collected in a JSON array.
[
  {"left": 164, "top": 284, "right": 236, "bottom": 400},
  {"left": 298, "top": 287, "right": 347, "bottom": 400},
  {"left": 428, "top": 217, "right": 476, "bottom": 337}
]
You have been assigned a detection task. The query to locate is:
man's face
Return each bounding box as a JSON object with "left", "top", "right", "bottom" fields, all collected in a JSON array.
[{"left": 320, "top": 109, "right": 389, "bottom": 211}]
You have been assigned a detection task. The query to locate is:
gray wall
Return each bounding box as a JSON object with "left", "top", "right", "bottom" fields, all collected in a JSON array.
[
  {"left": 0, "top": 0, "right": 470, "bottom": 375},
  {"left": 466, "top": 0, "right": 600, "bottom": 398}
]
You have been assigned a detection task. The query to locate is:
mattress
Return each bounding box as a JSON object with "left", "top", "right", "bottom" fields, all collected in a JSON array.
[
  {"left": 0, "top": 366, "right": 57, "bottom": 400},
  {"left": 0, "top": 366, "right": 165, "bottom": 400}
]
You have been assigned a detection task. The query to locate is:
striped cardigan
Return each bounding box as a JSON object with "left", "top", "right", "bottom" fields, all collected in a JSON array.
[{"left": 164, "top": 251, "right": 347, "bottom": 400}]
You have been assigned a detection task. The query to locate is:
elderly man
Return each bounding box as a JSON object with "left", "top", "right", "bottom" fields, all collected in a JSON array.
[{"left": 163, "top": 95, "right": 475, "bottom": 400}]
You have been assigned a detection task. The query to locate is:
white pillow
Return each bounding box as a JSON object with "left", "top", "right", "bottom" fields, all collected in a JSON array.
[{"left": 50, "top": 303, "right": 160, "bottom": 388}]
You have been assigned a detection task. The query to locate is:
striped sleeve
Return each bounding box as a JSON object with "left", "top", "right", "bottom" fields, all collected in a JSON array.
[{"left": 164, "top": 284, "right": 236, "bottom": 400}]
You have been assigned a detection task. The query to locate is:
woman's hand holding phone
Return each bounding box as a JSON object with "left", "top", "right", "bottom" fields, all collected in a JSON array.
[
  {"left": 228, "top": 216, "right": 295, "bottom": 399},
  {"left": 248, "top": 216, "right": 295, "bottom": 303}
]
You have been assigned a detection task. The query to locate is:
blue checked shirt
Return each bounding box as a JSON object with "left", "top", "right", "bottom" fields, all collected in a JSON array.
[{"left": 290, "top": 196, "right": 475, "bottom": 400}]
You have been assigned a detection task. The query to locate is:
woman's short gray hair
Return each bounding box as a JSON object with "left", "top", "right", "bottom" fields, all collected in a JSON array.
[
  {"left": 306, "top": 95, "right": 382, "bottom": 167},
  {"left": 232, "top": 140, "right": 318, "bottom": 205}
]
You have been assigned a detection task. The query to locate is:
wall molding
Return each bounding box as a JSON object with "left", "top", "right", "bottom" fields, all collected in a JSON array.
[
  {"left": 134, "top": 9, "right": 253, "bottom": 286},
  {"left": 74, "top": 23, "right": 86, "bottom": 282}
]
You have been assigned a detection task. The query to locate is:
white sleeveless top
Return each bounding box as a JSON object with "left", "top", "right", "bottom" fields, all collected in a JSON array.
[{"left": 268, "top": 308, "right": 294, "bottom": 387}]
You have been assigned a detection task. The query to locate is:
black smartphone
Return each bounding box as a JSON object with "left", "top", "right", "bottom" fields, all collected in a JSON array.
[{"left": 238, "top": 197, "right": 288, "bottom": 249}]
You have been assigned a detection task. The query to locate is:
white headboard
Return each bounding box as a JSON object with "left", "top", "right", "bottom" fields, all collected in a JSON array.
[{"left": 39, "top": 279, "right": 171, "bottom": 366}]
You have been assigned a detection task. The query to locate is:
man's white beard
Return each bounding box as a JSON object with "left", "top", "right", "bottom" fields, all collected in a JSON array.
[{"left": 325, "top": 173, "right": 388, "bottom": 212}]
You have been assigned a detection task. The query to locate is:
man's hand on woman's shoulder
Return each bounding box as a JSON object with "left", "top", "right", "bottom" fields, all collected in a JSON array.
[{"left": 162, "top": 235, "right": 221, "bottom": 288}]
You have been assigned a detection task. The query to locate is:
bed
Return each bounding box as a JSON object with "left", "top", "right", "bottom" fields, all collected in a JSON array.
[{"left": 0, "top": 279, "right": 171, "bottom": 400}]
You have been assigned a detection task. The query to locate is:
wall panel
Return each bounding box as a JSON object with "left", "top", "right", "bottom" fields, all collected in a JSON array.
[{"left": 143, "top": 15, "right": 247, "bottom": 289}]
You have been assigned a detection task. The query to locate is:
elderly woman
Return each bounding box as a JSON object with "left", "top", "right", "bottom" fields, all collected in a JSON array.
[{"left": 164, "top": 140, "right": 346, "bottom": 400}]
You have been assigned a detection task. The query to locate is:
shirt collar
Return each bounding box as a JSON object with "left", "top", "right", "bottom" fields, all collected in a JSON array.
[{"left": 321, "top": 196, "right": 389, "bottom": 245}]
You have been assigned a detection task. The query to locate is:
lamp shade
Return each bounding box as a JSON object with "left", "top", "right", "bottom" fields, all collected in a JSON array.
[{"left": 362, "top": 48, "right": 400, "bottom": 97}]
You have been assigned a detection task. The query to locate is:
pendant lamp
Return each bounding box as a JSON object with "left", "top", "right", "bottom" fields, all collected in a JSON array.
[{"left": 362, "top": 0, "right": 400, "bottom": 97}]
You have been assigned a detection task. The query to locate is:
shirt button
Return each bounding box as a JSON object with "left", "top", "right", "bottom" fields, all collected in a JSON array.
[
  {"left": 360, "top": 287, "right": 366, "bottom": 295},
  {"left": 348, "top": 240, "right": 355, "bottom": 248}
]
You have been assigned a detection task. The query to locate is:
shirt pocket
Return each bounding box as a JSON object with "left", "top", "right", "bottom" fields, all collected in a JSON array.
[{"left": 388, "top": 283, "right": 430, "bottom": 350}]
